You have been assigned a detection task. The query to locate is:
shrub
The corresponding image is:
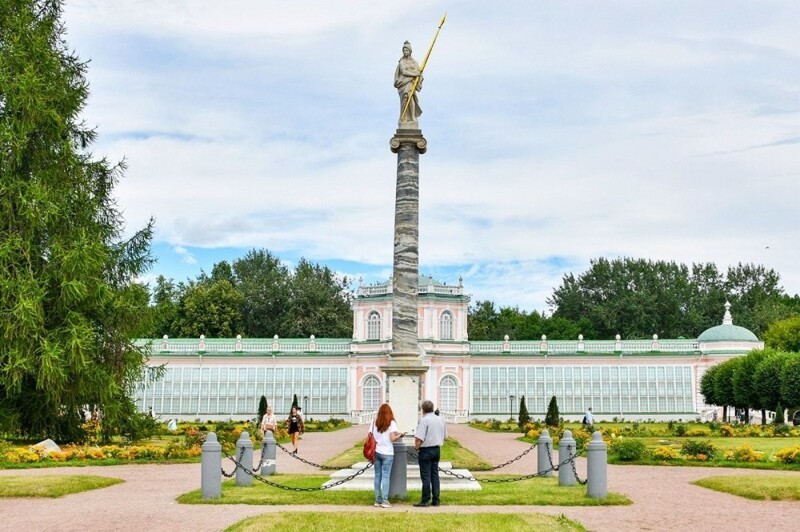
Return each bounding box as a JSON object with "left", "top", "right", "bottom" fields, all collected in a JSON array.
[
  {"left": 652, "top": 446, "right": 680, "bottom": 460},
  {"left": 526, "top": 428, "right": 541, "bottom": 440},
  {"left": 674, "top": 423, "right": 687, "bottom": 436},
  {"left": 724, "top": 443, "right": 763, "bottom": 462},
  {"left": 518, "top": 396, "right": 532, "bottom": 430},
  {"left": 681, "top": 440, "right": 717, "bottom": 460},
  {"left": 610, "top": 438, "right": 647, "bottom": 461},
  {"left": 775, "top": 446, "right": 800, "bottom": 464},
  {"left": 719, "top": 425, "right": 735, "bottom": 437},
  {"left": 685, "top": 428, "right": 711, "bottom": 437},
  {"left": 774, "top": 403, "right": 785, "bottom": 424},
  {"left": 545, "top": 396, "right": 560, "bottom": 427}
]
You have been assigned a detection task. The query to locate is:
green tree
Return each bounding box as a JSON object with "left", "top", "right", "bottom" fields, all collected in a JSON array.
[
  {"left": 545, "top": 396, "right": 560, "bottom": 427},
  {"left": 752, "top": 350, "right": 791, "bottom": 417},
  {"left": 467, "top": 300, "right": 496, "bottom": 340},
  {"left": 179, "top": 280, "right": 243, "bottom": 337},
  {"left": 233, "top": 249, "right": 290, "bottom": 337},
  {"left": 0, "top": 0, "right": 154, "bottom": 441},
  {"left": 146, "top": 275, "right": 183, "bottom": 337},
  {"left": 517, "top": 395, "right": 531, "bottom": 430},
  {"left": 700, "top": 363, "right": 721, "bottom": 409},
  {"left": 733, "top": 350, "right": 766, "bottom": 424},
  {"left": 779, "top": 356, "right": 800, "bottom": 409},
  {"left": 282, "top": 258, "right": 352, "bottom": 337},
  {"left": 763, "top": 316, "right": 800, "bottom": 353},
  {"left": 258, "top": 395, "right": 268, "bottom": 423},
  {"left": 292, "top": 394, "right": 299, "bottom": 409},
  {"left": 774, "top": 403, "right": 784, "bottom": 424},
  {"left": 713, "top": 358, "right": 741, "bottom": 423}
]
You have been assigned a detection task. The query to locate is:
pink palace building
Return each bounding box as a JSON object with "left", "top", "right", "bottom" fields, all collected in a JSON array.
[{"left": 134, "top": 276, "right": 762, "bottom": 423}]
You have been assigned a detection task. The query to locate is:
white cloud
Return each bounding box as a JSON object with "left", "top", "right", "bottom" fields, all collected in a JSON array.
[{"left": 62, "top": 1, "right": 800, "bottom": 310}]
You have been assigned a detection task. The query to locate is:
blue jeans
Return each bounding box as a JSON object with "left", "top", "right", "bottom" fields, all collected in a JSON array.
[
  {"left": 374, "top": 452, "right": 394, "bottom": 503},
  {"left": 417, "top": 446, "right": 440, "bottom": 504}
]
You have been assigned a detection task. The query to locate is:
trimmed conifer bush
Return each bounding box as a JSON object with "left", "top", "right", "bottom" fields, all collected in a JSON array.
[
  {"left": 545, "top": 396, "right": 560, "bottom": 427},
  {"left": 517, "top": 396, "right": 531, "bottom": 431}
]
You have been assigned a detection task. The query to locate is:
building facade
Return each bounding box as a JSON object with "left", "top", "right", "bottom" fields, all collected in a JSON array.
[{"left": 134, "top": 279, "right": 762, "bottom": 423}]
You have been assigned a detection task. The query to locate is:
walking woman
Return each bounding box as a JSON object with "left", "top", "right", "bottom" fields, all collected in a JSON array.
[
  {"left": 371, "top": 403, "right": 405, "bottom": 508},
  {"left": 285, "top": 405, "right": 304, "bottom": 454}
]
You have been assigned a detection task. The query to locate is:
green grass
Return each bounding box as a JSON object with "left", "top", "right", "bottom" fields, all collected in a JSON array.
[
  {"left": 325, "top": 437, "right": 492, "bottom": 470},
  {"left": 177, "top": 475, "right": 630, "bottom": 506},
  {"left": 226, "top": 511, "right": 586, "bottom": 532},
  {"left": 0, "top": 474, "right": 123, "bottom": 497},
  {"left": 693, "top": 474, "right": 800, "bottom": 501}
]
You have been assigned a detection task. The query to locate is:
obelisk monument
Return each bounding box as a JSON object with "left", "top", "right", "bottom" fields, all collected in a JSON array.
[{"left": 382, "top": 38, "right": 432, "bottom": 434}]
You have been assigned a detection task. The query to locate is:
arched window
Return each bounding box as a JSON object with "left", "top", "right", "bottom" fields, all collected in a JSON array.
[
  {"left": 367, "top": 311, "right": 381, "bottom": 340},
  {"left": 363, "top": 375, "right": 382, "bottom": 411},
  {"left": 438, "top": 375, "right": 458, "bottom": 412},
  {"left": 439, "top": 311, "right": 454, "bottom": 340}
]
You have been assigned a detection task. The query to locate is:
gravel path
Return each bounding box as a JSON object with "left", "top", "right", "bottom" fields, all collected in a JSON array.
[{"left": 1, "top": 423, "right": 798, "bottom": 531}]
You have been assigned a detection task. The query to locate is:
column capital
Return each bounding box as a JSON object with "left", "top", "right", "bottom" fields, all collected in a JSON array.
[{"left": 390, "top": 128, "right": 427, "bottom": 154}]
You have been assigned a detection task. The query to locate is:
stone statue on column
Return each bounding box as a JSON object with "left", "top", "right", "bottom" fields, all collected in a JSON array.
[{"left": 395, "top": 41, "right": 423, "bottom": 127}]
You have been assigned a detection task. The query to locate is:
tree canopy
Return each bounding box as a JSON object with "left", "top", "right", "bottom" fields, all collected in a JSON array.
[{"left": 0, "top": 0, "right": 154, "bottom": 440}]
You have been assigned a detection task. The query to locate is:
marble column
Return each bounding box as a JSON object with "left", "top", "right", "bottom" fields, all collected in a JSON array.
[{"left": 382, "top": 127, "right": 428, "bottom": 434}]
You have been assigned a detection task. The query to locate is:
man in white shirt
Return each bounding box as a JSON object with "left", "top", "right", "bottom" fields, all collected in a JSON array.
[
  {"left": 583, "top": 407, "right": 594, "bottom": 428},
  {"left": 414, "top": 400, "right": 447, "bottom": 507}
]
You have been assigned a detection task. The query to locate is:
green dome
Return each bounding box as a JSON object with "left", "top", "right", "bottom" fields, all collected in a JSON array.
[{"left": 697, "top": 324, "right": 758, "bottom": 343}]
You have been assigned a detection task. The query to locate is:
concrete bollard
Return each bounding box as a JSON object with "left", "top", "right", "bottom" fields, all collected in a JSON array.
[
  {"left": 537, "top": 429, "right": 554, "bottom": 477},
  {"left": 388, "top": 439, "right": 409, "bottom": 499},
  {"left": 235, "top": 431, "right": 254, "bottom": 487},
  {"left": 201, "top": 432, "right": 222, "bottom": 499},
  {"left": 260, "top": 431, "right": 277, "bottom": 476},
  {"left": 586, "top": 431, "right": 607, "bottom": 498},
  {"left": 558, "top": 430, "right": 577, "bottom": 486}
]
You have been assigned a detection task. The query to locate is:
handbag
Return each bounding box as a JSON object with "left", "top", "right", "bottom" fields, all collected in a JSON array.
[{"left": 363, "top": 424, "right": 377, "bottom": 462}]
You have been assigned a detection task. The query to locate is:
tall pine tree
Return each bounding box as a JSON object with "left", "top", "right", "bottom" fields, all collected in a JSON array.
[{"left": 0, "top": 0, "right": 154, "bottom": 441}]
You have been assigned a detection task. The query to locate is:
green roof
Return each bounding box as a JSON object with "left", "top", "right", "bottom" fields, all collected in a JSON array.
[{"left": 697, "top": 324, "right": 758, "bottom": 343}]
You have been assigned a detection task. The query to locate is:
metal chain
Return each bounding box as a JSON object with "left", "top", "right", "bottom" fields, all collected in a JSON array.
[
  {"left": 224, "top": 451, "right": 373, "bottom": 491},
  {"left": 486, "top": 443, "right": 537, "bottom": 470},
  {"left": 221, "top": 447, "right": 245, "bottom": 478},
  {"left": 567, "top": 444, "right": 588, "bottom": 485},
  {"left": 275, "top": 442, "right": 339, "bottom": 470},
  {"left": 437, "top": 450, "right": 577, "bottom": 483}
]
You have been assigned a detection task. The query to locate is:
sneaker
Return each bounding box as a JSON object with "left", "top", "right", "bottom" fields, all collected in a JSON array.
[
  {"left": 374, "top": 502, "right": 381, "bottom": 507},
  {"left": 381, "top": 502, "right": 392, "bottom": 508}
]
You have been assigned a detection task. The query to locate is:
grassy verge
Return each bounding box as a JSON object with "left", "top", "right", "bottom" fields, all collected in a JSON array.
[
  {"left": 227, "top": 511, "right": 586, "bottom": 531},
  {"left": 0, "top": 475, "right": 123, "bottom": 497},
  {"left": 325, "top": 437, "right": 492, "bottom": 470},
  {"left": 692, "top": 474, "right": 800, "bottom": 501},
  {"left": 177, "top": 475, "right": 630, "bottom": 506}
]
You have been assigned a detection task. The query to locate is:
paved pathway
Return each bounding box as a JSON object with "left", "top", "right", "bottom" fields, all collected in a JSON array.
[{"left": 1, "top": 423, "right": 798, "bottom": 531}]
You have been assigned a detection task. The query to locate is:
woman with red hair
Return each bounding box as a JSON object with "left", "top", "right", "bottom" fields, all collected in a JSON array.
[{"left": 370, "top": 403, "right": 405, "bottom": 508}]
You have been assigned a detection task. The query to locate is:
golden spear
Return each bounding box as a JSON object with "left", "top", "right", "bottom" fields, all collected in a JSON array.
[{"left": 401, "top": 12, "right": 447, "bottom": 121}]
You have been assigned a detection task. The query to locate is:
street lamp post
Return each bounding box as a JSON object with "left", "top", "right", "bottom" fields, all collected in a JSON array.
[
  {"left": 303, "top": 396, "right": 309, "bottom": 419},
  {"left": 510, "top": 394, "right": 515, "bottom": 421}
]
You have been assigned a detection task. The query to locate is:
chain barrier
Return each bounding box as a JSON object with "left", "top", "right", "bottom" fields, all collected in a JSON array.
[
  {"left": 221, "top": 447, "right": 245, "bottom": 478},
  {"left": 223, "top": 451, "right": 373, "bottom": 491},
  {"left": 567, "top": 445, "right": 587, "bottom": 485},
  {"left": 486, "top": 443, "right": 537, "bottom": 470},
  {"left": 406, "top": 442, "right": 587, "bottom": 485},
  {"left": 276, "top": 442, "right": 340, "bottom": 470}
]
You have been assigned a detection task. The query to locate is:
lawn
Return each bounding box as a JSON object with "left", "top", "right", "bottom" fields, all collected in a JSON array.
[
  {"left": 227, "top": 511, "right": 586, "bottom": 532},
  {"left": 693, "top": 474, "right": 800, "bottom": 501},
  {"left": 177, "top": 475, "right": 631, "bottom": 506},
  {"left": 0, "top": 475, "right": 123, "bottom": 497}
]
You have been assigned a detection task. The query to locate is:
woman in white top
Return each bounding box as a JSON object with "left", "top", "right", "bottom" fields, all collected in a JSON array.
[
  {"left": 371, "top": 403, "right": 405, "bottom": 508},
  {"left": 260, "top": 407, "right": 277, "bottom": 436}
]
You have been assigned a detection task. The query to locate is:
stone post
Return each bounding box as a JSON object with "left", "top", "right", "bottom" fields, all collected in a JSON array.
[
  {"left": 260, "top": 431, "right": 277, "bottom": 476},
  {"left": 586, "top": 431, "right": 608, "bottom": 498},
  {"left": 537, "top": 429, "right": 554, "bottom": 477},
  {"left": 388, "top": 439, "right": 409, "bottom": 499},
  {"left": 382, "top": 127, "right": 429, "bottom": 434},
  {"left": 201, "top": 432, "right": 222, "bottom": 499},
  {"left": 235, "top": 431, "right": 253, "bottom": 487},
  {"left": 558, "top": 430, "right": 577, "bottom": 487}
]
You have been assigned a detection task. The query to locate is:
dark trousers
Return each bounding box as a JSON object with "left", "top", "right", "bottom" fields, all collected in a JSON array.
[{"left": 417, "top": 446, "right": 441, "bottom": 503}]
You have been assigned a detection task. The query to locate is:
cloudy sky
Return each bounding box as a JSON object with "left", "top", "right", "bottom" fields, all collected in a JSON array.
[{"left": 62, "top": 0, "right": 800, "bottom": 312}]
